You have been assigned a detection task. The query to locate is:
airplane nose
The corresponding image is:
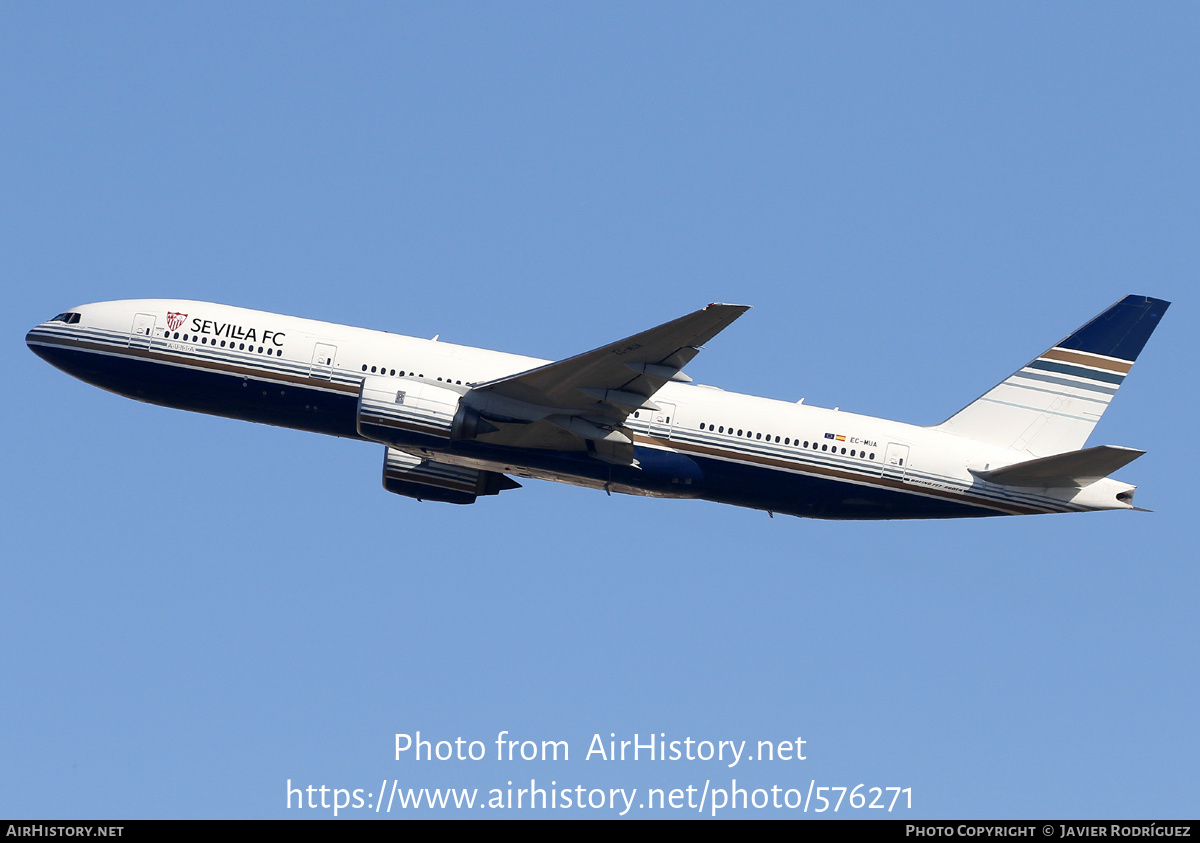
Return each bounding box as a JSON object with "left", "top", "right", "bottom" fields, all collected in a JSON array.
[{"left": 27, "top": 327, "right": 52, "bottom": 363}]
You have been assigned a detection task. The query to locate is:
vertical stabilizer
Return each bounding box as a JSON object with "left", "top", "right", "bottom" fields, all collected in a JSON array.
[{"left": 936, "top": 295, "right": 1169, "bottom": 456}]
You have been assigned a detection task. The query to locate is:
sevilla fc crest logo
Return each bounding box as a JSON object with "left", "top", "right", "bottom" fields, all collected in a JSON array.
[{"left": 166, "top": 312, "right": 187, "bottom": 332}]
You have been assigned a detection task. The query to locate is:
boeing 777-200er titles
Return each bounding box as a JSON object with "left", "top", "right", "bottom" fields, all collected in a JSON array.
[{"left": 27, "top": 295, "right": 1169, "bottom": 519}]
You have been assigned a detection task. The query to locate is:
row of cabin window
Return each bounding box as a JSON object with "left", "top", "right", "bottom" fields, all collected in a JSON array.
[
  {"left": 361, "top": 364, "right": 464, "bottom": 385},
  {"left": 697, "top": 422, "right": 875, "bottom": 460},
  {"left": 168, "top": 331, "right": 282, "bottom": 356}
]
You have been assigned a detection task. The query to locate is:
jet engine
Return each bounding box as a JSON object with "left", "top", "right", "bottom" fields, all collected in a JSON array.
[
  {"left": 382, "top": 447, "right": 519, "bottom": 505},
  {"left": 357, "top": 377, "right": 496, "bottom": 447}
]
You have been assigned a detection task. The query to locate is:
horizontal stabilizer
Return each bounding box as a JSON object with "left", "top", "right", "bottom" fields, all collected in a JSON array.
[{"left": 972, "top": 445, "right": 1144, "bottom": 488}]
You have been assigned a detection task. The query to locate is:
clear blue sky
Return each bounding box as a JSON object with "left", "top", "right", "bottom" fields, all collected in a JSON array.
[{"left": 3, "top": 3, "right": 1196, "bottom": 819}]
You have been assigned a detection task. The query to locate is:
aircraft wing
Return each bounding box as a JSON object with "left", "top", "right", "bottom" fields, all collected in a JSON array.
[
  {"left": 468, "top": 303, "right": 749, "bottom": 450},
  {"left": 475, "top": 303, "right": 747, "bottom": 412}
]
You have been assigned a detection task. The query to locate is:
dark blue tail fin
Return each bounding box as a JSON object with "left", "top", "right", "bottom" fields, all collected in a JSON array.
[{"left": 937, "top": 296, "right": 1170, "bottom": 456}]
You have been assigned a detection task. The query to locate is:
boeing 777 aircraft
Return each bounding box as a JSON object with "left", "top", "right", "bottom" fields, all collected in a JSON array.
[{"left": 27, "top": 295, "right": 1168, "bottom": 519}]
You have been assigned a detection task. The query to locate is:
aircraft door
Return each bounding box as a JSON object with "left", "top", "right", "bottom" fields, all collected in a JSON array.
[
  {"left": 883, "top": 443, "right": 910, "bottom": 481},
  {"left": 310, "top": 343, "right": 337, "bottom": 379},
  {"left": 129, "top": 313, "right": 156, "bottom": 349},
  {"left": 647, "top": 402, "right": 676, "bottom": 439}
]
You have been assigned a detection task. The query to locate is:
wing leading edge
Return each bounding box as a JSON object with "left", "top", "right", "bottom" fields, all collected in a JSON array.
[
  {"left": 466, "top": 303, "right": 750, "bottom": 455},
  {"left": 474, "top": 303, "right": 749, "bottom": 411}
]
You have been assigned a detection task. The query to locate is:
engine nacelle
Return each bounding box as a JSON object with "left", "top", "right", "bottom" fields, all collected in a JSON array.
[
  {"left": 382, "top": 447, "right": 520, "bottom": 505},
  {"left": 357, "top": 377, "right": 494, "bottom": 447}
]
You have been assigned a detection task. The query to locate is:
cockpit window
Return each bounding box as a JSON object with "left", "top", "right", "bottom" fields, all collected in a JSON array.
[{"left": 49, "top": 312, "right": 81, "bottom": 324}]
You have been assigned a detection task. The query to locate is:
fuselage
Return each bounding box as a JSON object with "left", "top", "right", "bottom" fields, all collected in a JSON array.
[{"left": 26, "top": 299, "right": 1138, "bottom": 519}]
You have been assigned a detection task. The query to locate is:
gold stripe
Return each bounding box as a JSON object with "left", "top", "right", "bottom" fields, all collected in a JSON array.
[{"left": 1042, "top": 347, "right": 1133, "bottom": 373}]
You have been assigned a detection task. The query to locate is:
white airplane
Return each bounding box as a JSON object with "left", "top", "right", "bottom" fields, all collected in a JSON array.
[{"left": 27, "top": 295, "right": 1168, "bottom": 519}]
